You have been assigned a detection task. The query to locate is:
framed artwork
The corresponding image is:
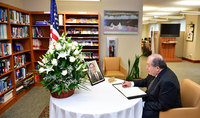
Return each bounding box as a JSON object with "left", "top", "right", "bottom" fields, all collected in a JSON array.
[
  {"left": 107, "top": 37, "right": 117, "bottom": 57},
  {"left": 87, "top": 60, "right": 104, "bottom": 86},
  {"left": 186, "top": 24, "right": 194, "bottom": 41},
  {"left": 104, "top": 10, "right": 139, "bottom": 34}
]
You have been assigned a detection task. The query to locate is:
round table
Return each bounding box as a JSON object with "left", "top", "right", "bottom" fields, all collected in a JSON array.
[{"left": 49, "top": 78, "right": 143, "bottom": 118}]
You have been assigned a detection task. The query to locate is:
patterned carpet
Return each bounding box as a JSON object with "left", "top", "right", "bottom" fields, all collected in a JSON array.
[{"left": 38, "top": 105, "right": 49, "bottom": 118}]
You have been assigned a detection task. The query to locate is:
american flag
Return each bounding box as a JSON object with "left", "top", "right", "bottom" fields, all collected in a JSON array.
[{"left": 50, "top": 0, "right": 59, "bottom": 42}]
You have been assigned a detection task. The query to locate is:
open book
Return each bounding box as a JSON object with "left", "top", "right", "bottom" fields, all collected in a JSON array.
[{"left": 113, "top": 83, "right": 146, "bottom": 100}]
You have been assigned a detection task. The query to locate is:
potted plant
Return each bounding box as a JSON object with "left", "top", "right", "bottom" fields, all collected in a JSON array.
[
  {"left": 127, "top": 54, "right": 143, "bottom": 80},
  {"left": 38, "top": 33, "right": 87, "bottom": 98}
]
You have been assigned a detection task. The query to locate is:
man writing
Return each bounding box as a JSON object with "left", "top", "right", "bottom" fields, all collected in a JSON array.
[{"left": 122, "top": 54, "right": 182, "bottom": 118}]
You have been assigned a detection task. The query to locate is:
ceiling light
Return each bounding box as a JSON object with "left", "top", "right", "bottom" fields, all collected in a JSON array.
[
  {"left": 180, "top": 11, "right": 200, "bottom": 15},
  {"left": 145, "top": 12, "right": 173, "bottom": 16},
  {"left": 158, "top": 16, "right": 185, "bottom": 19},
  {"left": 160, "top": 8, "right": 188, "bottom": 12},
  {"left": 143, "top": 6, "right": 158, "bottom": 11},
  {"left": 175, "top": 1, "right": 200, "bottom": 6},
  {"left": 57, "top": 0, "right": 100, "bottom": 1}
]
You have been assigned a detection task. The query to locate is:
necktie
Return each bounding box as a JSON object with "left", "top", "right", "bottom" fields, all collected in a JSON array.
[{"left": 95, "top": 73, "right": 99, "bottom": 80}]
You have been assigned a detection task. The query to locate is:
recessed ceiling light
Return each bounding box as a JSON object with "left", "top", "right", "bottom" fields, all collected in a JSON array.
[
  {"left": 143, "top": 6, "right": 158, "bottom": 11},
  {"left": 57, "top": 0, "right": 100, "bottom": 1},
  {"left": 145, "top": 12, "right": 173, "bottom": 16},
  {"left": 175, "top": 1, "right": 200, "bottom": 6}
]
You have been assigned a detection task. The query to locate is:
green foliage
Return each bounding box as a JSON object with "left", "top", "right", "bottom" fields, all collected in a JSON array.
[{"left": 127, "top": 54, "right": 143, "bottom": 80}]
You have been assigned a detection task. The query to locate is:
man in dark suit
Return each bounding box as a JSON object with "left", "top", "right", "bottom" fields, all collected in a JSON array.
[
  {"left": 122, "top": 54, "right": 182, "bottom": 118},
  {"left": 89, "top": 63, "right": 103, "bottom": 83}
]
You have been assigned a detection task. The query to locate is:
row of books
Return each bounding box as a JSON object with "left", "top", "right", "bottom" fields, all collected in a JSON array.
[
  {"left": 10, "top": 9, "right": 30, "bottom": 25},
  {"left": 0, "top": 59, "right": 10, "bottom": 75},
  {"left": 0, "top": 43, "right": 11, "bottom": 57},
  {"left": 66, "top": 18, "right": 97, "bottom": 24},
  {"left": 14, "top": 67, "right": 26, "bottom": 83},
  {"left": 67, "top": 28, "right": 98, "bottom": 34},
  {"left": 76, "top": 40, "right": 98, "bottom": 46},
  {"left": 14, "top": 54, "right": 26, "bottom": 68},
  {"left": 0, "top": 76, "right": 11, "bottom": 94},
  {"left": 82, "top": 52, "right": 98, "bottom": 59},
  {"left": 0, "top": 24, "right": 7, "bottom": 39},
  {"left": 11, "top": 26, "right": 29, "bottom": 38},
  {"left": 33, "top": 39, "right": 42, "bottom": 49},
  {"left": 15, "top": 74, "right": 34, "bottom": 95},
  {"left": 0, "top": 7, "right": 7, "bottom": 22},
  {"left": 0, "top": 89, "right": 13, "bottom": 103},
  {"left": 32, "top": 27, "right": 43, "bottom": 37}
]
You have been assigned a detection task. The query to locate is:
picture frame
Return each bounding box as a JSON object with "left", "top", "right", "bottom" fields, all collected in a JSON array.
[
  {"left": 87, "top": 60, "right": 104, "bottom": 86},
  {"left": 104, "top": 10, "right": 139, "bottom": 34},
  {"left": 186, "top": 24, "right": 194, "bottom": 41},
  {"left": 107, "top": 37, "right": 117, "bottom": 57}
]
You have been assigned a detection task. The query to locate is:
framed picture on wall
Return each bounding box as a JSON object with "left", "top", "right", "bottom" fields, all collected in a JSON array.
[
  {"left": 186, "top": 24, "right": 194, "bottom": 41},
  {"left": 104, "top": 10, "right": 139, "bottom": 34},
  {"left": 107, "top": 37, "right": 117, "bottom": 57}
]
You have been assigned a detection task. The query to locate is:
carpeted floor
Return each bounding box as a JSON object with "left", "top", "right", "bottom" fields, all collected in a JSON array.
[
  {"left": 0, "top": 87, "right": 50, "bottom": 118},
  {"left": 38, "top": 105, "right": 49, "bottom": 118}
]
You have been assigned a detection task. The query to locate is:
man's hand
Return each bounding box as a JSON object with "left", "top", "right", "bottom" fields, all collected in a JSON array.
[{"left": 122, "top": 81, "right": 131, "bottom": 88}]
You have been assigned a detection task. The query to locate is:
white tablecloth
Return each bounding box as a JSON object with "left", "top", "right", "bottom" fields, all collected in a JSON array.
[{"left": 49, "top": 78, "right": 143, "bottom": 118}]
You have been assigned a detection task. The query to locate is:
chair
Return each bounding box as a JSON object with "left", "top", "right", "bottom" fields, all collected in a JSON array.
[
  {"left": 103, "top": 57, "right": 126, "bottom": 80},
  {"left": 159, "top": 79, "right": 200, "bottom": 118}
]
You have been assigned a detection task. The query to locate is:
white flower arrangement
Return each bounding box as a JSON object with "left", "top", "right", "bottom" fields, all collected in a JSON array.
[{"left": 38, "top": 34, "right": 87, "bottom": 95}]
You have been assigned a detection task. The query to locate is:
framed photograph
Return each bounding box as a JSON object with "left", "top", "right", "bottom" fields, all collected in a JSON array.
[
  {"left": 104, "top": 10, "right": 139, "bottom": 34},
  {"left": 186, "top": 24, "right": 194, "bottom": 41},
  {"left": 107, "top": 37, "right": 117, "bottom": 57},
  {"left": 87, "top": 60, "right": 104, "bottom": 86}
]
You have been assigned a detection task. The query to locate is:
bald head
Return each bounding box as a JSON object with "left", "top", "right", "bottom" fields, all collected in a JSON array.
[{"left": 148, "top": 54, "right": 167, "bottom": 69}]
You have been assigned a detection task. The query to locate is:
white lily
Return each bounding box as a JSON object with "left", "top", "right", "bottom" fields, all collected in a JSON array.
[
  {"left": 45, "top": 66, "right": 54, "bottom": 74},
  {"left": 38, "top": 61, "right": 44, "bottom": 66},
  {"left": 55, "top": 42, "right": 62, "bottom": 50},
  {"left": 57, "top": 51, "right": 68, "bottom": 59},
  {"left": 73, "top": 41, "right": 78, "bottom": 47},
  {"left": 69, "top": 56, "right": 76, "bottom": 62},
  {"left": 61, "top": 70, "right": 68, "bottom": 76},
  {"left": 52, "top": 59, "right": 58, "bottom": 66},
  {"left": 39, "top": 67, "right": 45, "bottom": 73},
  {"left": 73, "top": 49, "right": 79, "bottom": 56},
  {"left": 42, "top": 57, "right": 48, "bottom": 64},
  {"left": 71, "top": 45, "right": 76, "bottom": 51}
]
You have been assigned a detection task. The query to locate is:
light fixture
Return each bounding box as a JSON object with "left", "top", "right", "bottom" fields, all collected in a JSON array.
[
  {"left": 158, "top": 16, "right": 185, "bottom": 19},
  {"left": 180, "top": 11, "right": 200, "bottom": 15},
  {"left": 57, "top": 0, "right": 100, "bottom": 1}
]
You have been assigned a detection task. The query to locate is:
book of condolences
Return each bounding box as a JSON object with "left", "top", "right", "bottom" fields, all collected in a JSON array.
[{"left": 113, "top": 83, "right": 146, "bottom": 99}]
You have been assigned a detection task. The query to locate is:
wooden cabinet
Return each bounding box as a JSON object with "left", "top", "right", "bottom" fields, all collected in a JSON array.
[
  {"left": 0, "top": 2, "right": 34, "bottom": 114},
  {"left": 160, "top": 37, "right": 182, "bottom": 62}
]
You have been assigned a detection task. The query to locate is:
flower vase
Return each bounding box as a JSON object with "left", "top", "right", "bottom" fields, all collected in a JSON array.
[{"left": 50, "top": 89, "right": 75, "bottom": 98}]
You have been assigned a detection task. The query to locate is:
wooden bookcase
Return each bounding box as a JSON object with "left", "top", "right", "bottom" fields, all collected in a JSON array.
[
  {"left": 0, "top": 2, "right": 34, "bottom": 114},
  {"left": 0, "top": 2, "right": 100, "bottom": 114},
  {"left": 64, "top": 12, "right": 100, "bottom": 64}
]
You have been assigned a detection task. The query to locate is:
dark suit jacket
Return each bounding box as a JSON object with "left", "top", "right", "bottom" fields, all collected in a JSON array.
[
  {"left": 133, "top": 67, "right": 182, "bottom": 118},
  {"left": 89, "top": 71, "right": 103, "bottom": 83}
]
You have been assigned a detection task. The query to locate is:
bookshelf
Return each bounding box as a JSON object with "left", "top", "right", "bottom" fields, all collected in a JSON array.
[
  {"left": 0, "top": 2, "right": 100, "bottom": 114},
  {"left": 64, "top": 12, "right": 100, "bottom": 64},
  {"left": 0, "top": 2, "right": 34, "bottom": 114}
]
